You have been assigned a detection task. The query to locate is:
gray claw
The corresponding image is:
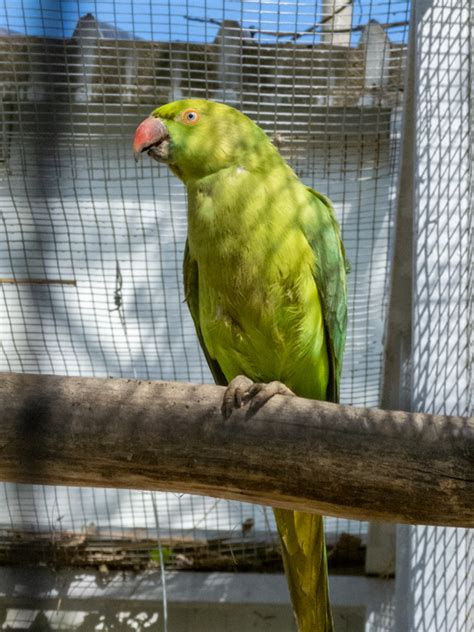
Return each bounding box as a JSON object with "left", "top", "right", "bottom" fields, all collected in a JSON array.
[
  {"left": 222, "top": 375, "right": 254, "bottom": 419},
  {"left": 222, "top": 376, "right": 295, "bottom": 420}
]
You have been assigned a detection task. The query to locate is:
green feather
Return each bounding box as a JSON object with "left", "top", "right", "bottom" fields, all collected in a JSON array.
[
  {"left": 183, "top": 241, "right": 227, "bottom": 386},
  {"left": 149, "top": 99, "right": 348, "bottom": 632},
  {"left": 303, "top": 187, "right": 349, "bottom": 402}
]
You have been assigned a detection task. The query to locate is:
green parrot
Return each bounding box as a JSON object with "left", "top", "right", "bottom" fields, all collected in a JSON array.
[{"left": 133, "top": 99, "right": 348, "bottom": 632}]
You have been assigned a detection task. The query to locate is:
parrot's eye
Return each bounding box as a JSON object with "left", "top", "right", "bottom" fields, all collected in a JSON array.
[{"left": 181, "top": 109, "right": 200, "bottom": 125}]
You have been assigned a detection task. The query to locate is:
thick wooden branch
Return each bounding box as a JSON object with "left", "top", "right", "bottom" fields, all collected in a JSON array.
[{"left": 0, "top": 372, "right": 472, "bottom": 527}]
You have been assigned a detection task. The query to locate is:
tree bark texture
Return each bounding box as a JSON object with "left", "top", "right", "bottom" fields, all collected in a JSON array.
[{"left": 0, "top": 372, "right": 472, "bottom": 527}]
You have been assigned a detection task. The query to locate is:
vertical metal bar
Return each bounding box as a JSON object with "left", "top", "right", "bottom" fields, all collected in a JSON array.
[
  {"left": 369, "top": 0, "right": 417, "bottom": 591},
  {"left": 380, "top": 4, "right": 415, "bottom": 414}
]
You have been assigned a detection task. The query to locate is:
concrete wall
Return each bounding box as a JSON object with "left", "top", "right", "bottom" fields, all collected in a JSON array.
[{"left": 0, "top": 568, "right": 394, "bottom": 631}]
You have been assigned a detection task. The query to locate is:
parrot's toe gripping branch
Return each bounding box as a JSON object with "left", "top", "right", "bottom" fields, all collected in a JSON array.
[
  {"left": 222, "top": 375, "right": 253, "bottom": 419},
  {"left": 222, "top": 375, "right": 295, "bottom": 420}
]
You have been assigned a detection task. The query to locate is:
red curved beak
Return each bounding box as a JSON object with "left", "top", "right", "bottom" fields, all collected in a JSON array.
[{"left": 132, "top": 116, "right": 169, "bottom": 162}]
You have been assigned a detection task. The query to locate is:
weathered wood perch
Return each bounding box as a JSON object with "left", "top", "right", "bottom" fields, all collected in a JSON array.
[{"left": 0, "top": 372, "right": 472, "bottom": 527}]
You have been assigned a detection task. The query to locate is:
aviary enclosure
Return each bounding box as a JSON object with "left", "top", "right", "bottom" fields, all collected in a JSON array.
[{"left": 0, "top": 0, "right": 471, "bottom": 630}]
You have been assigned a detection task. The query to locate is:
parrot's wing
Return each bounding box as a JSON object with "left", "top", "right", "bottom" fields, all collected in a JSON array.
[
  {"left": 183, "top": 240, "right": 228, "bottom": 386},
  {"left": 305, "top": 187, "right": 349, "bottom": 403}
]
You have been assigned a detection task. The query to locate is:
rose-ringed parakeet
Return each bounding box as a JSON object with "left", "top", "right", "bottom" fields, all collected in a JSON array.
[{"left": 133, "top": 99, "right": 348, "bottom": 632}]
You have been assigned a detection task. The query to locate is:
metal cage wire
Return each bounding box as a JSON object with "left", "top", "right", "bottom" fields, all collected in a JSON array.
[{"left": 1, "top": 0, "right": 410, "bottom": 582}]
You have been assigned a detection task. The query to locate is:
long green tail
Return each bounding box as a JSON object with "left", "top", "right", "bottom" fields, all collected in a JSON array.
[{"left": 273, "top": 508, "right": 333, "bottom": 632}]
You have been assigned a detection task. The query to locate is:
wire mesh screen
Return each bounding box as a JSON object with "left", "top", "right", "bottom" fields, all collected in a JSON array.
[
  {"left": 0, "top": 0, "right": 409, "bottom": 579},
  {"left": 394, "top": 2, "right": 473, "bottom": 631}
]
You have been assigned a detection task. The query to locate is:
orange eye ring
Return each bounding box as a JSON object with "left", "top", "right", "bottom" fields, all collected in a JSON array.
[{"left": 181, "top": 108, "right": 201, "bottom": 125}]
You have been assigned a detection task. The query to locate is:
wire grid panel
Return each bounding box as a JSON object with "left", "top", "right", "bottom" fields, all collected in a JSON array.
[
  {"left": 0, "top": 0, "right": 409, "bottom": 572},
  {"left": 394, "top": 1, "right": 472, "bottom": 631}
]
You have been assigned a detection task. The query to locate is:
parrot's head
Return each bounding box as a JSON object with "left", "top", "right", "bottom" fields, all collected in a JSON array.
[{"left": 132, "top": 99, "right": 275, "bottom": 182}]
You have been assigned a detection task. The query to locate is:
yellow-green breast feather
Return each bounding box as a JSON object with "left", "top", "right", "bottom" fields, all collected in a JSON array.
[
  {"left": 183, "top": 162, "right": 347, "bottom": 402},
  {"left": 139, "top": 98, "right": 348, "bottom": 632}
]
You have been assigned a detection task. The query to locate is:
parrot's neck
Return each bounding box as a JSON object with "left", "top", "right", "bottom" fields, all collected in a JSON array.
[
  {"left": 186, "top": 166, "right": 254, "bottom": 270},
  {"left": 186, "top": 163, "right": 276, "bottom": 264},
  {"left": 186, "top": 156, "right": 296, "bottom": 244}
]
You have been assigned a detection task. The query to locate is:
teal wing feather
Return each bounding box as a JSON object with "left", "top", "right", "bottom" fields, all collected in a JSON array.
[
  {"left": 183, "top": 240, "right": 228, "bottom": 386},
  {"left": 305, "top": 188, "right": 349, "bottom": 403}
]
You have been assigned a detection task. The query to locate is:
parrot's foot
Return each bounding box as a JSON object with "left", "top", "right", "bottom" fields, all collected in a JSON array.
[
  {"left": 222, "top": 375, "right": 253, "bottom": 419},
  {"left": 222, "top": 375, "right": 295, "bottom": 420}
]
